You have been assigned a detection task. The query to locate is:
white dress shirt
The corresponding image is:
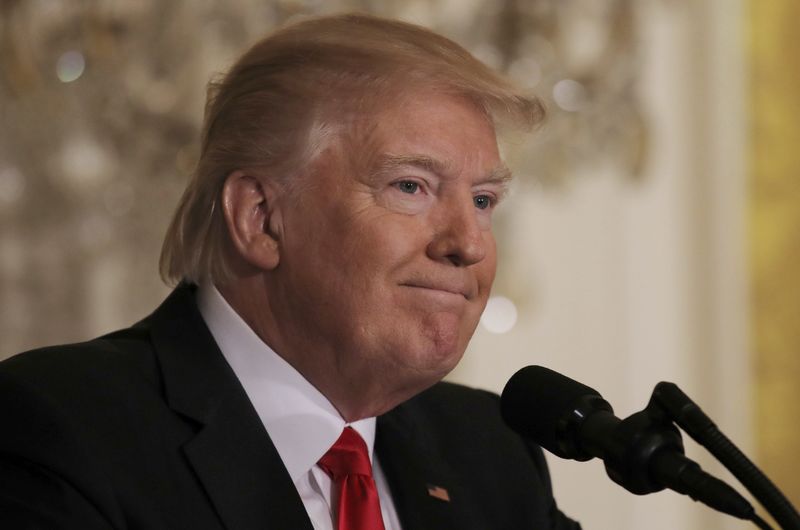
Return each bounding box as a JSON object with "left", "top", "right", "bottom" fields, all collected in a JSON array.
[{"left": 197, "top": 284, "right": 402, "bottom": 530}]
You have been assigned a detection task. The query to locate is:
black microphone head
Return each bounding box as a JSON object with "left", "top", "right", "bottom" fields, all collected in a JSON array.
[{"left": 501, "top": 365, "right": 611, "bottom": 460}]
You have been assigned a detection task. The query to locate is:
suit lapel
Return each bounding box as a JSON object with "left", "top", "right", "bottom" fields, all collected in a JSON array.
[
  {"left": 148, "top": 286, "right": 314, "bottom": 530},
  {"left": 377, "top": 402, "right": 476, "bottom": 530}
]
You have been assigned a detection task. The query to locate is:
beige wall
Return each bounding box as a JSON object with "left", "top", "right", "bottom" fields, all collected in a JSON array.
[{"left": 452, "top": 1, "right": 756, "bottom": 529}]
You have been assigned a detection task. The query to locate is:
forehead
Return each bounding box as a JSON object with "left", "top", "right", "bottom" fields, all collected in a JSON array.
[{"left": 349, "top": 92, "right": 503, "bottom": 176}]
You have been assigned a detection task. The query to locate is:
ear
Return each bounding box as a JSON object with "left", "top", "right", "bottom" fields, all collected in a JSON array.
[{"left": 221, "top": 170, "right": 283, "bottom": 271}]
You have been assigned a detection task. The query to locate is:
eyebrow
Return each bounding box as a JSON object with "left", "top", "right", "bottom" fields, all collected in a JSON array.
[{"left": 374, "top": 154, "right": 513, "bottom": 197}]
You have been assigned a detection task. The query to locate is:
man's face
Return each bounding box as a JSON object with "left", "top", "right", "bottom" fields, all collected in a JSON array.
[{"left": 269, "top": 93, "right": 507, "bottom": 415}]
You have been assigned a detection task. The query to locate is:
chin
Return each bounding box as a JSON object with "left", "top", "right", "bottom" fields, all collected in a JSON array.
[
  {"left": 420, "top": 311, "right": 465, "bottom": 355},
  {"left": 363, "top": 340, "right": 466, "bottom": 418},
  {"left": 413, "top": 335, "right": 467, "bottom": 380}
]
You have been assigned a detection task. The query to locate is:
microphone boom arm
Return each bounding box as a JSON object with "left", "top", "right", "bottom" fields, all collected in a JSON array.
[
  {"left": 650, "top": 383, "right": 800, "bottom": 530},
  {"left": 500, "top": 366, "right": 800, "bottom": 529}
]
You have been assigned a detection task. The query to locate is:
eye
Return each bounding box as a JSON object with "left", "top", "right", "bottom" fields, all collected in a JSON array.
[
  {"left": 474, "top": 194, "right": 493, "bottom": 210},
  {"left": 395, "top": 181, "right": 420, "bottom": 194}
]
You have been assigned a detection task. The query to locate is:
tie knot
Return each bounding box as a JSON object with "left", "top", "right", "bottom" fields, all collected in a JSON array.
[{"left": 318, "top": 427, "right": 373, "bottom": 481}]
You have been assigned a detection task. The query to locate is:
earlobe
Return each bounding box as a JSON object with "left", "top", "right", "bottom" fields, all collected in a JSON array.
[{"left": 221, "top": 170, "right": 282, "bottom": 272}]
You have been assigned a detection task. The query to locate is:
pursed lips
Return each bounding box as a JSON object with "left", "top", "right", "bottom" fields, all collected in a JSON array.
[{"left": 400, "top": 280, "right": 475, "bottom": 300}]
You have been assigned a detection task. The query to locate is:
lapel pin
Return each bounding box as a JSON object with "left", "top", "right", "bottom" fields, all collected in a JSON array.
[{"left": 427, "top": 484, "right": 450, "bottom": 502}]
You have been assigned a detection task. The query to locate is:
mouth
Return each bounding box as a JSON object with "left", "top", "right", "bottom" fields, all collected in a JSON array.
[{"left": 400, "top": 283, "right": 472, "bottom": 301}]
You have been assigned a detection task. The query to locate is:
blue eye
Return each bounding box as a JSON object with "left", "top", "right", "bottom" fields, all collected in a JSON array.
[
  {"left": 474, "top": 195, "right": 492, "bottom": 210},
  {"left": 396, "top": 181, "right": 419, "bottom": 194}
]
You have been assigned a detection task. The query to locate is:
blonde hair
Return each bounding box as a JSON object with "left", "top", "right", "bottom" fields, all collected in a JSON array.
[{"left": 160, "top": 13, "right": 545, "bottom": 286}]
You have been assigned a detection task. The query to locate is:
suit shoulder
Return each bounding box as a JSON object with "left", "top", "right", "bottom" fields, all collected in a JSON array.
[
  {"left": 0, "top": 324, "right": 159, "bottom": 403},
  {"left": 401, "top": 380, "right": 555, "bottom": 482},
  {"left": 420, "top": 379, "right": 498, "bottom": 401},
  {"left": 394, "top": 380, "right": 526, "bottom": 454},
  {"left": 406, "top": 380, "right": 502, "bottom": 422}
]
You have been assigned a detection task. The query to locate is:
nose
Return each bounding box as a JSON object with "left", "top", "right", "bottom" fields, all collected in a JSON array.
[{"left": 426, "top": 197, "right": 488, "bottom": 267}]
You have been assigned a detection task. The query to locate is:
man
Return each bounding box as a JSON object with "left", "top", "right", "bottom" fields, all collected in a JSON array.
[{"left": 0, "top": 13, "right": 580, "bottom": 530}]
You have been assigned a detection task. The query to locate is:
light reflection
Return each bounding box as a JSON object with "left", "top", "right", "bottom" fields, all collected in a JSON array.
[
  {"left": 56, "top": 51, "right": 86, "bottom": 83},
  {"left": 480, "top": 295, "right": 518, "bottom": 334},
  {"left": 58, "top": 137, "right": 114, "bottom": 190},
  {"left": 553, "top": 79, "right": 588, "bottom": 112}
]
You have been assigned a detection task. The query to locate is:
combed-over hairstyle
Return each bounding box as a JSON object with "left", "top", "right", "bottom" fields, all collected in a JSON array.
[{"left": 159, "top": 13, "right": 545, "bottom": 286}]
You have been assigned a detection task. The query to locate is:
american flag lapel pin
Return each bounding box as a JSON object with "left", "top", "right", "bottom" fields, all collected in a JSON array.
[{"left": 427, "top": 484, "right": 450, "bottom": 502}]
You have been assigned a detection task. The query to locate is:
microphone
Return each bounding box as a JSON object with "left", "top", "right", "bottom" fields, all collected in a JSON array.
[{"left": 500, "top": 365, "right": 755, "bottom": 520}]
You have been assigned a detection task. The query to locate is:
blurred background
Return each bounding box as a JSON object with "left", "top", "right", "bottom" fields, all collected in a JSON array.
[{"left": 1, "top": 1, "right": 797, "bottom": 529}]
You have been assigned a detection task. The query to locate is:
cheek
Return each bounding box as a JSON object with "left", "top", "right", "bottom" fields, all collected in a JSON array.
[
  {"left": 343, "top": 216, "right": 425, "bottom": 275},
  {"left": 478, "top": 236, "right": 498, "bottom": 290}
]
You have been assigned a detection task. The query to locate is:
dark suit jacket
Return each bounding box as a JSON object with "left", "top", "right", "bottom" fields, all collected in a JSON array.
[{"left": 0, "top": 286, "right": 580, "bottom": 530}]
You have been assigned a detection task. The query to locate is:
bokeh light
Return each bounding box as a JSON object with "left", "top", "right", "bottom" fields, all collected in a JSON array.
[
  {"left": 553, "top": 79, "right": 588, "bottom": 112},
  {"left": 480, "top": 296, "right": 518, "bottom": 334},
  {"left": 56, "top": 51, "right": 86, "bottom": 83}
]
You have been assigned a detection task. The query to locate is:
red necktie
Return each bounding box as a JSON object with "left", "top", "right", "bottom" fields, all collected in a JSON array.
[{"left": 318, "top": 427, "right": 386, "bottom": 530}]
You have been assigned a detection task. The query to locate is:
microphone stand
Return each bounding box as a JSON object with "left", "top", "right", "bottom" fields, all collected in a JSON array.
[{"left": 647, "top": 383, "right": 800, "bottom": 530}]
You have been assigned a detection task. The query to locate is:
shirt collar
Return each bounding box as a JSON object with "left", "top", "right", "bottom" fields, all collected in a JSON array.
[{"left": 196, "top": 283, "right": 376, "bottom": 483}]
